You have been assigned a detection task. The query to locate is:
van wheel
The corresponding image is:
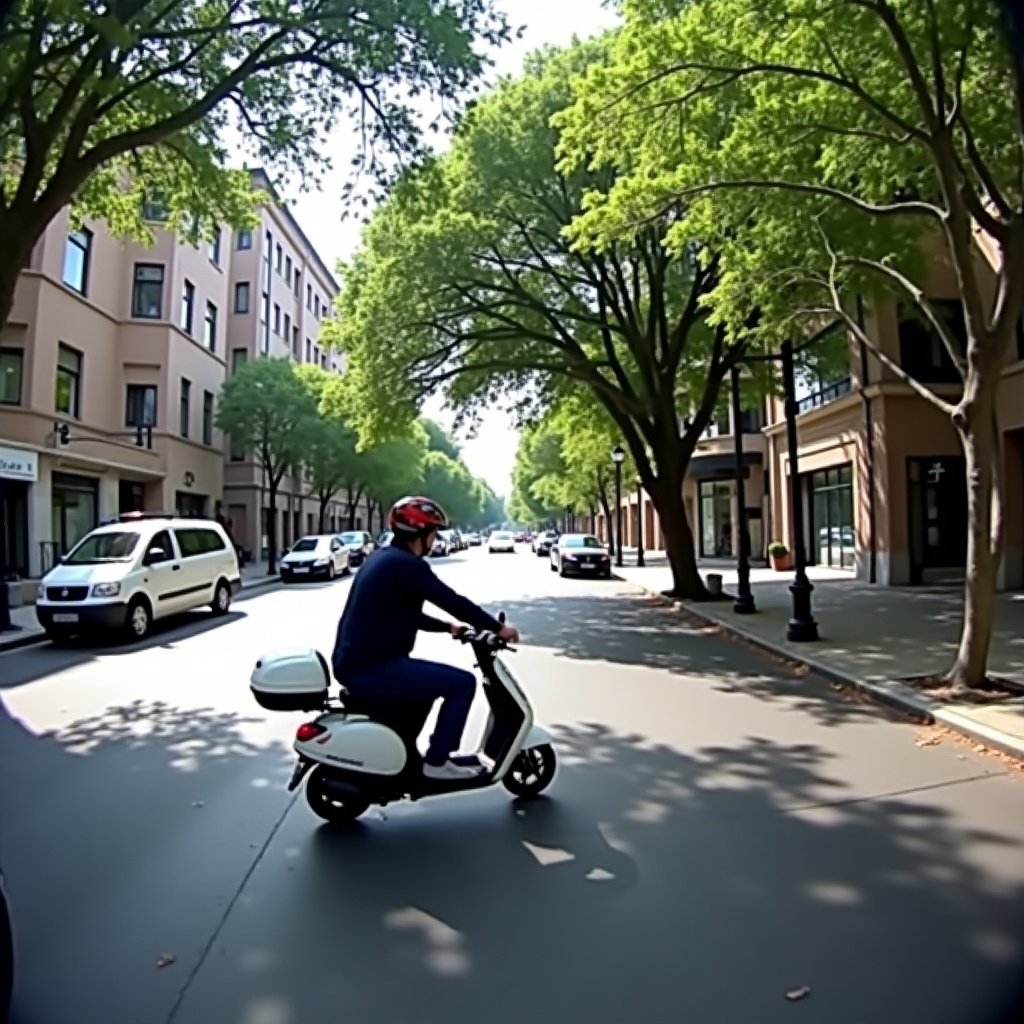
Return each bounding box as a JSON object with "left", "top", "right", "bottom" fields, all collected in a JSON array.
[
  {"left": 327, "top": 562, "right": 336, "bottom": 581},
  {"left": 125, "top": 598, "right": 151, "bottom": 641},
  {"left": 211, "top": 579, "right": 232, "bottom": 616}
]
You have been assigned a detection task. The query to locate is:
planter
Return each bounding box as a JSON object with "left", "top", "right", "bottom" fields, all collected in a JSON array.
[
  {"left": 769, "top": 553, "right": 792, "bottom": 572},
  {"left": 705, "top": 572, "right": 724, "bottom": 597},
  {"left": 4, "top": 580, "right": 23, "bottom": 609}
]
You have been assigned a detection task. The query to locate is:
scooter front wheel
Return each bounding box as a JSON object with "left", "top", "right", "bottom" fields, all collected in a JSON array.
[
  {"left": 502, "top": 744, "right": 556, "bottom": 799},
  {"left": 305, "top": 767, "right": 370, "bottom": 824}
]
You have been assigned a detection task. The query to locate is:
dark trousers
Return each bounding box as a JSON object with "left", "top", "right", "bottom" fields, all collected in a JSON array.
[{"left": 345, "top": 658, "right": 476, "bottom": 766}]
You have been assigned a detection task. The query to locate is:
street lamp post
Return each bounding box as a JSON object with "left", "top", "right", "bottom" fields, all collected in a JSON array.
[
  {"left": 635, "top": 476, "right": 645, "bottom": 567},
  {"left": 730, "top": 364, "right": 756, "bottom": 614},
  {"left": 611, "top": 444, "right": 625, "bottom": 567},
  {"left": 780, "top": 339, "right": 819, "bottom": 642}
]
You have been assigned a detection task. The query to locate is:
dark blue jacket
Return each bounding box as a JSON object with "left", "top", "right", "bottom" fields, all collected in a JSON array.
[{"left": 331, "top": 544, "right": 502, "bottom": 676}]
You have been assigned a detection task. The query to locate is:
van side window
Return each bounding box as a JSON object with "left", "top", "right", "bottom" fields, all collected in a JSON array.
[
  {"left": 175, "top": 527, "right": 227, "bottom": 556},
  {"left": 147, "top": 530, "right": 174, "bottom": 563}
]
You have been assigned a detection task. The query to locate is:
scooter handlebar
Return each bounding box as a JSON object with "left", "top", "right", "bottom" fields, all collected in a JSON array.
[{"left": 453, "top": 625, "right": 512, "bottom": 651}]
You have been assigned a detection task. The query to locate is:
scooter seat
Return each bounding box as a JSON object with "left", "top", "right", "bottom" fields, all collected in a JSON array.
[{"left": 339, "top": 689, "right": 433, "bottom": 743}]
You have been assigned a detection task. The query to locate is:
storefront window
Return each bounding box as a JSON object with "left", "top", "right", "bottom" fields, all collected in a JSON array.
[
  {"left": 51, "top": 473, "right": 98, "bottom": 555},
  {"left": 809, "top": 464, "right": 855, "bottom": 569},
  {"left": 699, "top": 480, "right": 734, "bottom": 558}
]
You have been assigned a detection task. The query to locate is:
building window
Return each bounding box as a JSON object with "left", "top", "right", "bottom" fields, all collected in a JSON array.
[
  {"left": 305, "top": 338, "right": 312, "bottom": 363},
  {"left": 55, "top": 344, "right": 82, "bottom": 418},
  {"left": 0, "top": 347, "right": 23, "bottom": 405},
  {"left": 261, "top": 294, "right": 270, "bottom": 353},
  {"left": 231, "top": 348, "right": 247, "bottom": 373},
  {"left": 294, "top": 271, "right": 301, "bottom": 297},
  {"left": 292, "top": 324, "right": 299, "bottom": 356},
  {"left": 897, "top": 300, "right": 963, "bottom": 385},
  {"left": 314, "top": 296, "right": 320, "bottom": 319},
  {"left": 202, "top": 390, "right": 214, "bottom": 445},
  {"left": 234, "top": 281, "right": 250, "bottom": 313},
  {"left": 284, "top": 312, "right": 291, "bottom": 342},
  {"left": 809, "top": 464, "right": 855, "bottom": 569},
  {"left": 236, "top": 228, "right": 252, "bottom": 250},
  {"left": 62, "top": 228, "right": 92, "bottom": 294},
  {"left": 204, "top": 301, "right": 218, "bottom": 351},
  {"left": 132, "top": 263, "right": 165, "bottom": 318},
  {"left": 125, "top": 384, "right": 157, "bottom": 427},
  {"left": 795, "top": 323, "right": 852, "bottom": 411},
  {"left": 275, "top": 244, "right": 283, "bottom": 273},
  {"left": 180, "top": 279, "right": 195, "bottom": 333},
  {"left": 208, "top": 228, "right": 222, "bottom": 265},
  {"left": 273, "top": 304, "right": 281, "bottom": 334},
  {"left": 698, "top": 480, "right": 734, "bottom": 558},
  {"left": 141, "top": 195, "right": 169, "bottom": 221},
  {"left": 285, "top": 255, "right": 292, "bottom": 285},
  {"left": 307, "top": 283, "right": 312, "bottom": 309},
  {"left": 702, "top": 411, "right": 731, "bottom": 439},
  {"left": 179, "top": 378, "right": 191, "bottom": 438}
]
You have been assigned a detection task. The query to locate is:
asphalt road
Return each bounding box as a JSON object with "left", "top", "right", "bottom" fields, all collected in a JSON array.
[{"left": 2, "top": 545, "right": 1023, "bottom": 1024}]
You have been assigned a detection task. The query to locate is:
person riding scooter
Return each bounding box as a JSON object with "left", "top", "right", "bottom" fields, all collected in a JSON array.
[{"left": 331, "top": 495, "right": 520, "bottom": 781}]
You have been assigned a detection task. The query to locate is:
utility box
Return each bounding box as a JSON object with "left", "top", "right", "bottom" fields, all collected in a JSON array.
[{"left": 705, "top": 572, "right": 723, "bottom": 597}]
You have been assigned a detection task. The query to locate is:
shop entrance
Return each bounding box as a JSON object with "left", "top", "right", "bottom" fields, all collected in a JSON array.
[
  {"left": 907, "top": 456, "right": 967, "bottom": 584},
  {"left": 51, "top": 473, "right": 98, "bottom": 555}
]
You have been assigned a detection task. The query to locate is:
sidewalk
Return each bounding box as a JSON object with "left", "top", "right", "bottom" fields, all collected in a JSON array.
[
  {"left": 615, "top": 551, "right": 1024, "bottom": 758},
  {"left": 0, "top": 558, "right": 282, "bottom": 653}
]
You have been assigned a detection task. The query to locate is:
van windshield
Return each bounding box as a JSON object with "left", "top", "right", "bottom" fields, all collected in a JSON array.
[{"left": 65, "top": 532, "right": 141, "bottom": 564}]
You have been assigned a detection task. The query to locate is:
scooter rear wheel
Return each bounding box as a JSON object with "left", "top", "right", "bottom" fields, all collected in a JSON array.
[
  {"left": 502, "top": 744, "right": 556, "bottom": 799},
  {"left": 305, "top": 767, "right": 370, "bottom": 824}
]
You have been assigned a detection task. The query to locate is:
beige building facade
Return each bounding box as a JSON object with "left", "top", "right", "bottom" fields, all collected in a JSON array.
[{"left": 1, "top": 205, "right": 230, "bottom": 579}]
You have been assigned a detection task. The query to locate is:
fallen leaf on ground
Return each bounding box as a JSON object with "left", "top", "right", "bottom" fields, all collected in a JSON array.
[
  {"left": 156, "top": 953, "right": 176, "bottom": 968},
  {"left": 915, "top": 735, "right": 940, "bottom": 748},
  {"left": 785, "top": 986, "right": 811, "bottom": 1002},
  {"left": 974, "top": 743, "right": 988, "bottom": 753}
]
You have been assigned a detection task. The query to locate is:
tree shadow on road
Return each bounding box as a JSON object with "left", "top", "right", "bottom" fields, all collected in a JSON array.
[
  {"left": 166, "top": 721, "right": 1024, "bottom": 1024},
  {"left": 499, "top": 591, "right": 916, "bottom": 729}
]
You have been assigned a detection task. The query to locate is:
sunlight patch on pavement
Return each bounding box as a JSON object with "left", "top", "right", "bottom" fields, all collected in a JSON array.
[
  {"left": 383, "top": 906, "right": 471, "bottom": 976},
  {"left": 242, "top": 998, "right": 293, "bottom": 1024},
  {"left": 521, "top": 840, "right": 576, "bottom": 866}
]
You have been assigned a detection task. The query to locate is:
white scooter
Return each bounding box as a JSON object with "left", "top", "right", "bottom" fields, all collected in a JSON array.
[{"left": 250, "top": 618, "right": 556, "bottom": 824}]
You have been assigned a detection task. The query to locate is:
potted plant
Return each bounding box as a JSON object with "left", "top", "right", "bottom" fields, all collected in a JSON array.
[{"left": 767, "top": 541, "right": 792, "bottom": 572}]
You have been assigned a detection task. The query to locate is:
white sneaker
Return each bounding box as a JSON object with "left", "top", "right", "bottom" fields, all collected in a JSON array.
[{"left": 423, "top": 760, "right": 484, "bottom": 781}]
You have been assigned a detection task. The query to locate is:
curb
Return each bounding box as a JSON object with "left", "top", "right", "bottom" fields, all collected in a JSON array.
[
  {"left": 0, "top": 575, "right": 285, "bottom": 654},
  {"left": 617, "top": 573, "right": 1024, "bottom": 762}
]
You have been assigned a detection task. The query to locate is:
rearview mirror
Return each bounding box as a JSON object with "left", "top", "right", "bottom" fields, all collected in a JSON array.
[{"left": 143, "top": 547, "right": 166, "bottom": 566}]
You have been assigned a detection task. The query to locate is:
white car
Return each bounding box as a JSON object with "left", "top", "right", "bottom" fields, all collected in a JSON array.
[
  {"left": 431, "top": 533, "right": 451, "bottom": 557},
  {"left": 487, "top": 530, "right": 516, "bottom": 553},
  {"left": 280, "top": 535, "right": 350, "bottom": 583},
  {"left": 36, "top": 512, "right": 241, "bottom": 643}
]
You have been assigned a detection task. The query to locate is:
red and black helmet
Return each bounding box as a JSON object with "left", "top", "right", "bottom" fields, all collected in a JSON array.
[{"left": 389, "top": 495, "right": 449, "bottom": 537}]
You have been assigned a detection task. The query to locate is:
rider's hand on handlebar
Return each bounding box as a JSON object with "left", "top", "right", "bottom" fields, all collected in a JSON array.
[
  {"left": 497, "top": 624, "right": 520, "bottom": 645},
  {"left": 449, "top": 623, "right": 469, "bottom": 638}
]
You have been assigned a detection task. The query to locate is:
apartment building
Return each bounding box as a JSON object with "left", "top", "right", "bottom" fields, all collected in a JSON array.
[
  {"left": 605, "top": 237, "right": 1024, "bottom": 591},
  {"left": 222, "top": 168, "right": 364, "bottom": 560},
  {"left": 0, "top": 206, "right": 230, "bottom": 579}
]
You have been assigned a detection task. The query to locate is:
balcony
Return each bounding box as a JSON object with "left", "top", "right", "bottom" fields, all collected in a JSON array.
[{"left": 797, "top": 376, "right": 852, "bottom": 414}]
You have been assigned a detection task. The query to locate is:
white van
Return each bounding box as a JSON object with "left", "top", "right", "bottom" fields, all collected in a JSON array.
[{"left": 36, "top": 512, "right": 242, "bottom": 643}]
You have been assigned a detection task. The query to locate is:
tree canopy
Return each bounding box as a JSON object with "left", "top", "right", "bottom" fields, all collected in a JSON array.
[
  {"left": 330, "top": 40, "right": 750, "bottom": 597},
  {"left": 0, "top": 0, "right": 509, "bottom": 330}
]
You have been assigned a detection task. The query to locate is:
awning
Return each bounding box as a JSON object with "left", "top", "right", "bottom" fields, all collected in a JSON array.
[{"left": 688, "top": 451, "right": 762, "bottom": 481}]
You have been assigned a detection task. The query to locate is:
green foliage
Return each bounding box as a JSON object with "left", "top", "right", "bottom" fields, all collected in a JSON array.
[
  {"left": 216, "top": 358, "right": 318, "bottom": 486},
  {"left": 420, "top": 450, "right": 485, "bottom": 526},
  {"left": 0, "top": 0, "right": 510, "bottom": 329},
  {"left": 420, "top": 419, "right": 462, "bottom": 460}
]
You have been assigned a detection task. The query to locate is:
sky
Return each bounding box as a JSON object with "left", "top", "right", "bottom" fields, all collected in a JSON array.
[{"left": 279, "top": 0, "right": 621, "bottom": 496}]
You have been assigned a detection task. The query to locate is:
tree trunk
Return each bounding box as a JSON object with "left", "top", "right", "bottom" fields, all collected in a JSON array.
[
  {"left": 598, "top": 492, "right": 613, "bottom": 546},
  {"left": 943, "top": 384, "right": 1003, "bottom": 689},
  {"left": 266, "top": 479, "right": 279, "bottom": 575},
  {"left": 317, "top": 495, "right": 329, "bottom": 534},
  {"left": 647, "top": 475, "right": 710, "bottom": 600}
]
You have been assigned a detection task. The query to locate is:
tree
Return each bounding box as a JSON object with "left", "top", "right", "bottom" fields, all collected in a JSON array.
[
  {"left": 216, "top": 358, "right": 318, "bottom": 573},
  {"left": 296, "top": 366, "right": 364, "bottom": 533},
  {"left": 420, "top": 419, "right": 462, "bottom": 460},
  {"left": 0, "top": 0, "right": 508, "bottom": 334},
  {"left": 509, "top": 423, "right": 567, "bottom": 528},
  {"left": 361, "top": 429, "right": 430, "bottom": 532},
  {"left": 558, "top": 0, "right": 1023, "bottom": 689},
  {"left": 420, "top": 451, "right": 485, "bottom": 525},
  {"left": 331, "top": 41, "right": 748, "bottom": 598}
]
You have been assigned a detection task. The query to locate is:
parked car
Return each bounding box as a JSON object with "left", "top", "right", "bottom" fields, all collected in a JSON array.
[
  {"left": 533, "top": 530, "right": 559, "bottom": 557},
  {"left": 431, "top": 532, "right": 451, "bottom": 557},
  {"left": 0, "top": 865, "right": 12, "bottom": 1024},
  {"left": 376, "top": 530, "right": 394, "bottom": 548},
  {"left": 487, "top": 530, "right": 516, "bottom": 553},
  {"left": 550, "top": 533, "right": 612, "bottom": 578},
  {"left": 338, "top": 530, "right": 376, "bottom": 566},
  {"left": 466, "top": 531, "right": 482, "bottom": 546},
  {"left": 35, "top": 512, "right": 241, "bottom": 643},
  {"left": 514, "top": 530, "right": 529, "bottom": 543},
  {"left": 280, "top": 535, "right": 350, "bottom": 582}
]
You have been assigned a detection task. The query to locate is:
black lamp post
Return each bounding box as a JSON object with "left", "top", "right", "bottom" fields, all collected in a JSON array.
[
  {"left": 730, "top": 332, "right": 823, "bottom": 641},
  {"left": 611, "top": 444, "right": 625, "bottom": 567},
  {"left": 730, "top": 364, "right": 756, "bottom": 614},
  {"left": 780, "top": 339, "right": 819, "bottom": 641},
  {"left": 635, "top": 476, "right": 645, "bottom": 567}
]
